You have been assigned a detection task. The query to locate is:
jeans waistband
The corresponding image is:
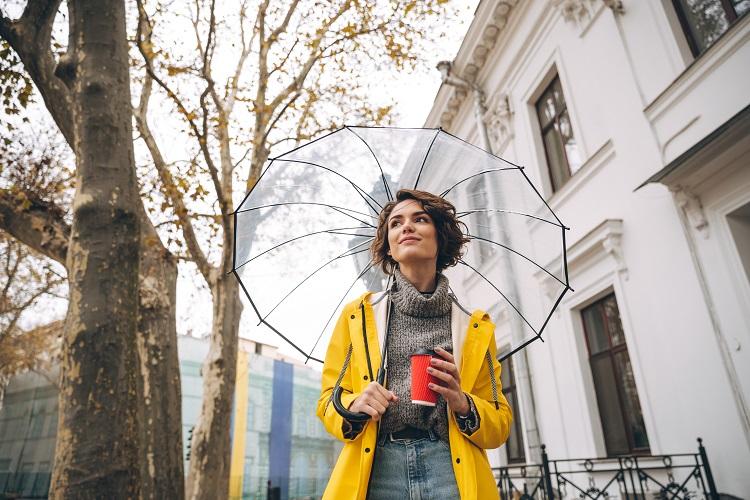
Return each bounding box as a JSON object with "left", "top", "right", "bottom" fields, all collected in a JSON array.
[{"left": 377, "top": 427, "right": 437, "bottom": 445}]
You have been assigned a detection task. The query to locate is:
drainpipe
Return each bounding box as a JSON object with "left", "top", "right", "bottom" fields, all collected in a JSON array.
[{"left": 437, "top": 60, "right": 543, "bottom": 463}]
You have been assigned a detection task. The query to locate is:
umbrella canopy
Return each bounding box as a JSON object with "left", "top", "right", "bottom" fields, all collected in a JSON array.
[{"left": 233, "top": 126, "right": 571, "bottom": 364}]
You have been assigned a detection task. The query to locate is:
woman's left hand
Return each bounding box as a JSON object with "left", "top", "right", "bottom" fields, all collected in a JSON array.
[{"left": 428, "top": 346, "right": 470, "bottom": 416}]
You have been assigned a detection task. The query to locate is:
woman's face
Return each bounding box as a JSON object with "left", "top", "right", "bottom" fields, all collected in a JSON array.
[{"left": 386, "top": 199, "right": 438, "bottom": 269}]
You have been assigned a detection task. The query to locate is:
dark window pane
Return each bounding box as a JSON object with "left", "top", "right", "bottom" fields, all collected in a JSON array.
[
  {"left": 676, "top": 0, "right": 731, "bottom": 53},
  {"left": 536, "top": 76, "right": 579, "bottom": 193},
  {"left": 613, "top": 352, "right": 650, "bottom": 450},
  {"left": 501, "top": 356, "right": 525, "bottom": 463},
  {"left": 552, "top": 79, "right": 565, "bottom": 110},
  {"left": 583, "top": 293, "right": 650, "bottom": 455},
  {"left": 542, "top": 129, "right": 570, "bottom": 192},
  {"left": 536, "top": 93, "right": 556, "bottom": 128},
  {"left": 590, "top": 356, "right": 630, "bottom": 455},
  {"left": 582, "top": 305, "right": 608, "bottom": 354},
  {"left": 501, "top": 355, "right": 513, "bottom": 389},
  {"left": 505, "top": 392, "right": 525, "bottom": 462},
  {"left": 602, "top": 295, "right": 626, "bottom": 347}
]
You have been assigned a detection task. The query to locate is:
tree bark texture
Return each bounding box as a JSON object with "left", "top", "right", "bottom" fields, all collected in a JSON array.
[
  {"left": 185, "top": 273, "right": 242, "bottom": 500},
  {"left": 49, "top": 1, "right": 142, "bottom": 497},
  {"left": 137, "top": 212, "right": 185, "bottom": 499}
]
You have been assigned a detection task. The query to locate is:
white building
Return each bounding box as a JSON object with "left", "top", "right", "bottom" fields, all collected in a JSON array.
[{"left": 424, "top": 0, "right": 750, "bottom": 497}]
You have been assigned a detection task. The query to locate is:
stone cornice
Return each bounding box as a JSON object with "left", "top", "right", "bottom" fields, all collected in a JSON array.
[{"left": 427, "top": 0, "right": 520, "bottom": 130}]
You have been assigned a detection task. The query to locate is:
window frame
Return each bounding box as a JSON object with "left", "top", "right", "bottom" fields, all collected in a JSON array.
[
  {"left": 581, "top": 293, "right": 650, "bottom": 456},
  {"left": 672, "top": 0, "right": 747, "bottom": 57},
  {"left": 500, "top": 354, "right": 526, "bottom": 464},
  {"left": 535, "top": 75, "right": 579, "bottom": 193}
]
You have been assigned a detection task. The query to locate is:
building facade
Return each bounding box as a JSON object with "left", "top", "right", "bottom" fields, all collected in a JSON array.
[
  {"left": 424, "top": 0, "right": 749, "bottom": 497},
  {"left": 0, "top": 336, "right": 339, "bottom": 499}
]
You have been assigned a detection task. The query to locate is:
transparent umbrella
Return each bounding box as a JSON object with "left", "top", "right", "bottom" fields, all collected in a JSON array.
[{"left": 233, "top": 126, "right": 571, "bottom": 364}]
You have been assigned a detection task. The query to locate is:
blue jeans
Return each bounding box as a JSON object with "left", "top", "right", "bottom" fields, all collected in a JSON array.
[{"left": 367, "top": 430, "right": 460, "bottom": 499}]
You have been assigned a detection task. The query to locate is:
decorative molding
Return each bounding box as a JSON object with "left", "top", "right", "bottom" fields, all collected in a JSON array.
[
  {"left": 439, "top": 0, "right": 519, "bottom": 129},
  {"left": 535, "top": 219, "right": 627, "bottom": 302},
  {"left": 552, "top": 0, "right": 623, "bottom": 26},
  {"left": 484, "top": 93, "right": 514, "bottom": 152},
  {"left": 601, "top": 230, "right": 628, "bottom": 280},
  {"left": 671, "top": 186, "right": 710, "bottom": 238}
]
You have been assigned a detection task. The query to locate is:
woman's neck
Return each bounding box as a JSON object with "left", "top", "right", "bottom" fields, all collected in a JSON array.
[{"left": 397, "top": 263, "right": 438, "bottom": 292}]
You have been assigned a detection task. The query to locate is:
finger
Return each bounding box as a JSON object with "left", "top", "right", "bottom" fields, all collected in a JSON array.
[
  {"left": 434, "top": 347, "right": 455, "bottom": 363},
  {"left": 367, "top": 398, "right": 387, "bottom": 415},
  {"left": 431, "top": 358, "right": 460, "bottom": 378},
  {"left": 427, "top": 367, "right": 455, "bottom": 385},
  {"left": 371, "top": 391, "right": 391, "bottom": 408},
  {"left": 374, "top": 383, "right": 397, "bottom": 401},
  {"left": 362, "top": 405, "right": 380, "bottom": 421},
  {"left": 429, "top": 383, "right": 456, "bottom": 397}
]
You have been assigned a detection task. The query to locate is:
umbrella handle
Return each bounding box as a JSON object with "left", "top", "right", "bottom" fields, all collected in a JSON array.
[{"left": 332, "top": 386, "right": 371, "bottom": 422}]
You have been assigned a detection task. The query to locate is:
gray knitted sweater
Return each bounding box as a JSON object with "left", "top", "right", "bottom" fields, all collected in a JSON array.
[{"left": 380, "top": 268, "right": 453, "bottom": 442}]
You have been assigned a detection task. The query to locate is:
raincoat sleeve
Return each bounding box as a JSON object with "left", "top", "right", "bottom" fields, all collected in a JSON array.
[
  {"left": 461, "top": 331, "right": 513, "bottom": 449},
  {"left": 316, "top": 305, "right": 367, "bottom": 442}
]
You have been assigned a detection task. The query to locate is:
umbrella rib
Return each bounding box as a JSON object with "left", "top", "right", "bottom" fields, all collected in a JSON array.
[
  {"left": 275, "top": 159, "right": 383, "bottom": 214},
  {"left": 438, "top": 167, "right": 522, "bottom": 199},
  {"left": 236, "top": 202, "right": 377, "bottom": 226},
  {"left": 237, "top": 201, "right": 375, "bottom": 218},
  {"left": 233, "top": 269, "right": 322, "bottom": 363},
  {"left": 308, "top": 259, "right": 376, "bottom": 359},
  {"left": 465, "top": 235, "right": 568, "bottom": 288},
  {"left": 258, "top": 240, "right": 374, "bottom": 324},
  {"left": 517, "top": 166, "right": 565, "bottom": 227},
  {"left": 234, "top": 225, "right": 373, "bottom": 271},
  {"left": 346, "top": 126, "right": 393, "bottom": 202},
  {"left": 458, "top": 259, "right": 540, "bottom": 336},
  {"left": 437, "top": 128, "right": 526, "bottom": 168},
  {"left": 457, "top": 208, "right": 563, "bottom": 228},
  {"left": 468, "top": 235, "right": 568, "bottom": 288},
  {"left": 413, "top": 129, "right": 441, "bottom": 189}
]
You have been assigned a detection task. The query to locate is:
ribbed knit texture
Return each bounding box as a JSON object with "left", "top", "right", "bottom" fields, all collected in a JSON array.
[{"left": 380, "top": 268, "right": 453, "bottom": 442}]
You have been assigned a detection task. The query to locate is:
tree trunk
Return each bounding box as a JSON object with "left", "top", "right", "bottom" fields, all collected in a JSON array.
[
  {"left": 185, "top": 273, "right": 243, "bottom": 500},
  {"left": 49, "top": 1, "right": 142, "bottom": 497},
  {"left": 138, "top": 215, "right": 185, "bottom": 499}
]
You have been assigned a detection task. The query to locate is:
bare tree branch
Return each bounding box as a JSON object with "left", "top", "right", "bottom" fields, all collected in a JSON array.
[
  {"left": 0, "top": 189, "right": 69, "bottom": 265},
  {"left": 134, "top": 73, "right": 213, "bottom": 282},
  {"left": 0, "top": 0, "right": 75, "bottom": 146}
]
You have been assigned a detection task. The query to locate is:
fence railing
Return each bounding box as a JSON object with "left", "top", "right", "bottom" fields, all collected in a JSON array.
[{"left": 493, "top": 438, "right": 719, "bottom": 500}]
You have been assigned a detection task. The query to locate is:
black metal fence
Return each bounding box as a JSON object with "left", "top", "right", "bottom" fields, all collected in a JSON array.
[{"left": 494, "top": 438, "right": 719, "bottom": 500}]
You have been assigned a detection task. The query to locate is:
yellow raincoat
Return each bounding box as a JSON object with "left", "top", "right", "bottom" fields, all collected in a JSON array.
[{"left": 316, "top": 291, "right": 513, "bottom": 499}]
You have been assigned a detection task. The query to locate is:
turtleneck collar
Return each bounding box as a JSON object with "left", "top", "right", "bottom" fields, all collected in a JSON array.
[{"left": 390, "top": 268, "right": 451, "bottom": 318}]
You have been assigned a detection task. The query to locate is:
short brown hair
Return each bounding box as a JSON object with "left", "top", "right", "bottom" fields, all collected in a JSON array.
[{"left": 371, "top": 189, "right": 470, "bottom": 274}]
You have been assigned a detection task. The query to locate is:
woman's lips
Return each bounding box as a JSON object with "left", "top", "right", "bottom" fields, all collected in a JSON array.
[{"left": 399, "top": 237, "right": 420, "bottom": 244}]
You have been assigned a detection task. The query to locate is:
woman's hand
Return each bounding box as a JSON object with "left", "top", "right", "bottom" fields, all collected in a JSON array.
[
  {"left": 428, "top": 346, "right": 470, "bottom": 416},
  {"left": 349, "top": 382, "right": 398, "bottom": 421}
]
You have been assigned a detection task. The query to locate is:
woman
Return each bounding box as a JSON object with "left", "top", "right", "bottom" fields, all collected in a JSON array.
[{"left": 316, "top": 189, "right": 513, "bottom": 499}]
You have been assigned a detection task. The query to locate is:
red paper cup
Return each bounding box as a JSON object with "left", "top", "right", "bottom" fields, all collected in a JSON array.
[{"left": 411, "top": 349, "right": 439, "bottom": 406}]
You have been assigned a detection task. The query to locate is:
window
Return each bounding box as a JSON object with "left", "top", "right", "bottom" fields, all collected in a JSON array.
[
  {"left": 500, "top": 355, "right": 525, "bottom": 463},
  {"left": 673, "top": 0, "right": 749, "bottom": 56},
  {"left": 582, "top": 293, "right": 650, "bottom": 455},
  {"left": 536, "top": 76, "right": 582, "bottom": 193}
]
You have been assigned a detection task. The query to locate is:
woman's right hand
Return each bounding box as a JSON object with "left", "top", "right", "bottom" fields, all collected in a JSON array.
[{"left": 348, "top": 382, "right": 398, "bottom": 421}]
